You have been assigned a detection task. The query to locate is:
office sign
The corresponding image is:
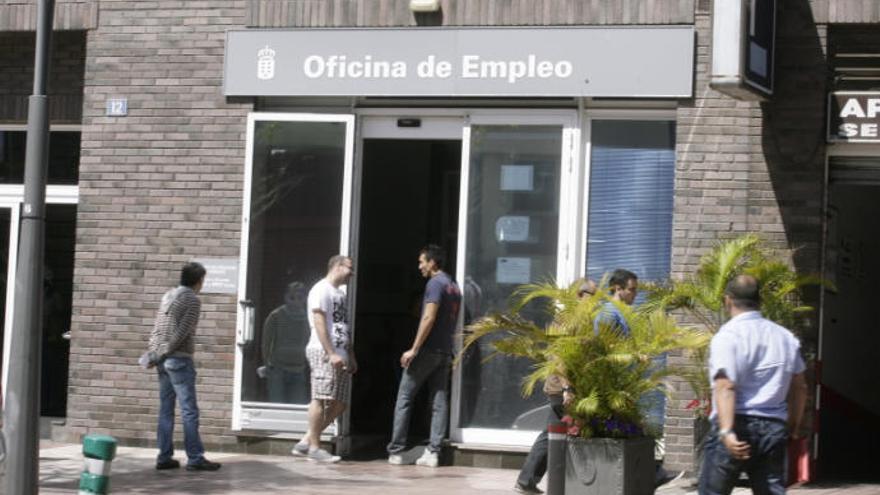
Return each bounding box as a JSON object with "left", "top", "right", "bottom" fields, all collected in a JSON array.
[
  {"left": 828, "top": 92, "right": 880, "bottom": 143},
  {"left": 224, "top": 27, "right": 694, "bottom": 98}
]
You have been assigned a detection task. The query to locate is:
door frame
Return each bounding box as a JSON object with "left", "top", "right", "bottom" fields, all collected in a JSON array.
[
  {"left": 0, "top": 187, "right": 78, "bottom": 404},
  {"left": 232, "top": 112, "right": 356, "bottom": 433},
  {"left": 816, "top": 143, "right": 880, "bottom": 464},
  {"left": 349, "top": 109, "right": 580, "bottom": 447},
  {"left": 338, "top": 112, "right": 466, "bottom": 450},
  {"left": 450, "top": 109, "right": 579, "bottom": 446}
]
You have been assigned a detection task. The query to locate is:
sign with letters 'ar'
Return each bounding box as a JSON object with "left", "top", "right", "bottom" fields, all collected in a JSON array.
[
  {"left": 224, "top": 27, "right": 694, "bottom": 98},
  {"left": 827, "top": 92, "right": 880, "bottom": 143}
]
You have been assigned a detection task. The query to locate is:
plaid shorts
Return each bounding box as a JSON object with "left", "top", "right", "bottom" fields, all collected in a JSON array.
[{"left": 305, "top": 347, "right": 350, "bottom": 402}]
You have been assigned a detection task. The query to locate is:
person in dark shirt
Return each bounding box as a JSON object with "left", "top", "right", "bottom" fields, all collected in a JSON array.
[{"left": 387, "top": 244, "right": 461, "bottom": 468}]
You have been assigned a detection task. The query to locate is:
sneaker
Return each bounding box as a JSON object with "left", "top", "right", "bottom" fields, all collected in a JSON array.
[
  {"left": 655, "top": 469, "right": 686, "bottom": 488},
  {"left": 291, "top": 440, "right": 309, "bottom": 457},
  {"left": 387, "top": 445, "right": 423, "bottom": 465},
  {"left": 185, "top": 459, "right": 221, "bottom": 471},
  {"left": 513, "top": 482, "right": 544, "bottom": 494},
  {"left": 156, "top": 459, "right": 180, "bottom": 470},
  {"left": 415, "top": 450, "right": 439, "bottom": 467},
  {"left": 307, "top": 448, "right": 341, "bottom": 463}
]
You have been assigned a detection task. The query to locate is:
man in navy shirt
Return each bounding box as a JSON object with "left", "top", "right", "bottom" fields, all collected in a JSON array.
[
  {"left": 387, "top": 245, "right": 461, "bottom": 467},
  {"left": 594, "top": 268, "right": 638, "bottom": 335}
]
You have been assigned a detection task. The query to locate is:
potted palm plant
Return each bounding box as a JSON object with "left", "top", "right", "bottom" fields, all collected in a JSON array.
[
  {"left": 463, "top": 280, "right": 707, "bottom": 495},
  {"left": 641, "top": 233, "right": 825, "bottom": 476}
]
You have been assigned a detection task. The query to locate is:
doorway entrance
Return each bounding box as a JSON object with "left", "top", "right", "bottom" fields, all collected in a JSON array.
[
  {"left": 820, "top": 158, "right": 880, "bottom": 481},
  {"left": 349, "top": 137, "right": 461, "bottom": 456},
  {"left": 233, "top": 110, "right": 578, "bottom": 448},
  {"left": 0, "top": 202, "right": 76, "bottom": 419}
]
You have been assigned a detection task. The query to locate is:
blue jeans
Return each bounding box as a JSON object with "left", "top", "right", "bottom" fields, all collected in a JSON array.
[
  {"left": 157, "top": 356, "right": 206, "bottom": 465},
  {"left": 267, "top": 366, "right": 309, "bottom": 404},
  {"left": 699, "top": 416, "right": 787, "bottom": 495},
  {"left": 387, "top": 350, "right": 450, "bottom": 454}
]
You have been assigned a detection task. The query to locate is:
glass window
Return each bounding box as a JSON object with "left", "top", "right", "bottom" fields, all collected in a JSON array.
[
  {"left": 459, "top": 125, "right": 562, "bottom": 429},
  {"left": 0, "top": 131, "right": 80, "bottom": 184},
  {"left": 241, "top": 120, "right": 347, "bottom": 405},
  {"left": 585, "top": 119, "right": 675, "bottom": 432},
  {"left": 585, "top": 120, "right": 675, "bottom": 284}
]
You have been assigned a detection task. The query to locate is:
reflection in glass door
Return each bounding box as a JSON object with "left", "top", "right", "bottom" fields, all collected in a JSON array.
[
  {"left": 234, "top": 113, "right": 354, "bottom": 432},
  {"left": 454, "top": 117, "right": 575, "bottom": 445}
]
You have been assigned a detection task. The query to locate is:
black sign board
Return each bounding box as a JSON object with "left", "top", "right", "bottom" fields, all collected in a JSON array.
[
  {"left": 709, "top": 0, "right": 776, "bottom": 100},
  {"left": 744, "top": 0, "right": 776, "bottom": 96},
  {"left": 827, "top": 92, "right": 880, "bottom": 143}
]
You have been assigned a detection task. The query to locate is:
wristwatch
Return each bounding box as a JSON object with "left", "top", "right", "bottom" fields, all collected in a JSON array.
[{"left": 717, "top": 428, "right": 734, "bottom": 440}]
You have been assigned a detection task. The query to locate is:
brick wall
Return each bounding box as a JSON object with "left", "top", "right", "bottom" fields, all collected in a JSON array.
[
  {"left": 64, "top": 0, "right": 251, "bottom": 448},
  {"left": 664, "top": 0, "right": 827, "bottom": 473}
]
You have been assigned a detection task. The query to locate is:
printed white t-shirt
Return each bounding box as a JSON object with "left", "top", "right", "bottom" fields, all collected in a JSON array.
[{"left": 305, "top": 278, "right": 350, "bottom": 361}]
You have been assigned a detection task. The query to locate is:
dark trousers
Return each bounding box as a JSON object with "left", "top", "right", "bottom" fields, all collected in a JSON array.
[
  {"left": 517, "top": 394, "right": 565, "bottom": 488},
  {"left": 698, "top": 415, "right": 788, "bottom": 495},
  {"left": 387, "top": 350, "right": 451, "bottom": 454}
]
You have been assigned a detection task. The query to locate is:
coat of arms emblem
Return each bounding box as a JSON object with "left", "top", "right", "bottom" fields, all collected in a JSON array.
[{"left": 257, "top": 45, "right": 275, "bottom": 80}]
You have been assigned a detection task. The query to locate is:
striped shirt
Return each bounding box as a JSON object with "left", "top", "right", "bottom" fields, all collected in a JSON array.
[{"left": 148, "top": 286, "right": 201, "bottom": 358}]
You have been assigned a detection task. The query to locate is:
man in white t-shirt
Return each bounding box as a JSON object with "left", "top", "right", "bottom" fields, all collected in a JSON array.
[{"left": 291, "top": 255, "right": 356, "bottom": 463}]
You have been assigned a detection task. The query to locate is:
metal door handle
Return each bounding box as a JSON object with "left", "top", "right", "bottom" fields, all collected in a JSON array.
[{"left": 238, "top": 300, "right": 255, "bottom": 346}]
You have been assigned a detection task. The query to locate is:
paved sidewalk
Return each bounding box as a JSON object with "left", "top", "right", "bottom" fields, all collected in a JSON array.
[{"left": 2, "top": 443, "right": 878, "bottom": 494}]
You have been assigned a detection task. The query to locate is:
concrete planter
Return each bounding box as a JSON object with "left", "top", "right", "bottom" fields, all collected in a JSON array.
[{"left": 564, "top": 436, "right": 654, "bottom": 495}]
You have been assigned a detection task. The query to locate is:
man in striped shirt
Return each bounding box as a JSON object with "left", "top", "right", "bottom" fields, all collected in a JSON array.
[{"left": 147, "top": 262, "right": 221, "bottom": 472}]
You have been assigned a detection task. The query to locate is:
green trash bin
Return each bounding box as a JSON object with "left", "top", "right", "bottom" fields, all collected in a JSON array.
[{"left": 80, "top": 434, "right": 117, "bottom": 494}]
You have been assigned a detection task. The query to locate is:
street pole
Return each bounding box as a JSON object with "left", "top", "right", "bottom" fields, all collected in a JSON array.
[{"left": 4, "top": 0, "right": 55, "bottom": 492}]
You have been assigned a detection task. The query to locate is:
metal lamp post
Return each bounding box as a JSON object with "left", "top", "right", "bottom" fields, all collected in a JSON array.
[{"left": 4, "top": 0, "right": 55, "bottom": 492}]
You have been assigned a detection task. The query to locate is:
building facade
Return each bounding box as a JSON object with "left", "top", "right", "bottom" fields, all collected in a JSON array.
[{"left": 0, "top": 0, "right": 877, "bottom": 479}]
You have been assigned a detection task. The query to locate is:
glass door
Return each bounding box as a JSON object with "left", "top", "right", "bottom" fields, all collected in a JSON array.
[
  {"left": 0, "top": 203, "right": 20, "bottom": 399},
  {"left": 452, "top": 112, "right": 578, "bottom": 446},
  {"left": 233, "top": 113, "right": 355, "bottom": 432}
]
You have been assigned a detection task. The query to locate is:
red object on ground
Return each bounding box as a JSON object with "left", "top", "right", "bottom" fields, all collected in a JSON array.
[{"left": 787, "top": 437, "right": 810, "bottom": 486}]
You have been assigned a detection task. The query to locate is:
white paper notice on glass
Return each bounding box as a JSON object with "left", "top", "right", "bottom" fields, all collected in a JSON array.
[
  {"left": 496, "top": 257, "right": 531, "bottom": 284},
  {"left": 500, "top": 165, "right": 534, "bottom": 191},
  {"left": 495, "top": 216, "right": 530, "bottom": 242}
]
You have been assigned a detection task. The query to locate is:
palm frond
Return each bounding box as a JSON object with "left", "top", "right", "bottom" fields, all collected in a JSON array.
[{"left": 700, "top": 234, "right": 761, "bottom": 302}]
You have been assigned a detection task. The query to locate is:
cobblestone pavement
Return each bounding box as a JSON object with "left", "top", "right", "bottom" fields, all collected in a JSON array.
[{"left": 0, "top": 443, "right": 877, "bottom": 494}]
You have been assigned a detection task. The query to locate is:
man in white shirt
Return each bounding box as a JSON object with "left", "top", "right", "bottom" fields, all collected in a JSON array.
[
  {"left": 291, "top": 255, "right": 356, "bottom": 463},
  {"left": 699, "top": 275, "right": 808, "bottom": 495}
]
